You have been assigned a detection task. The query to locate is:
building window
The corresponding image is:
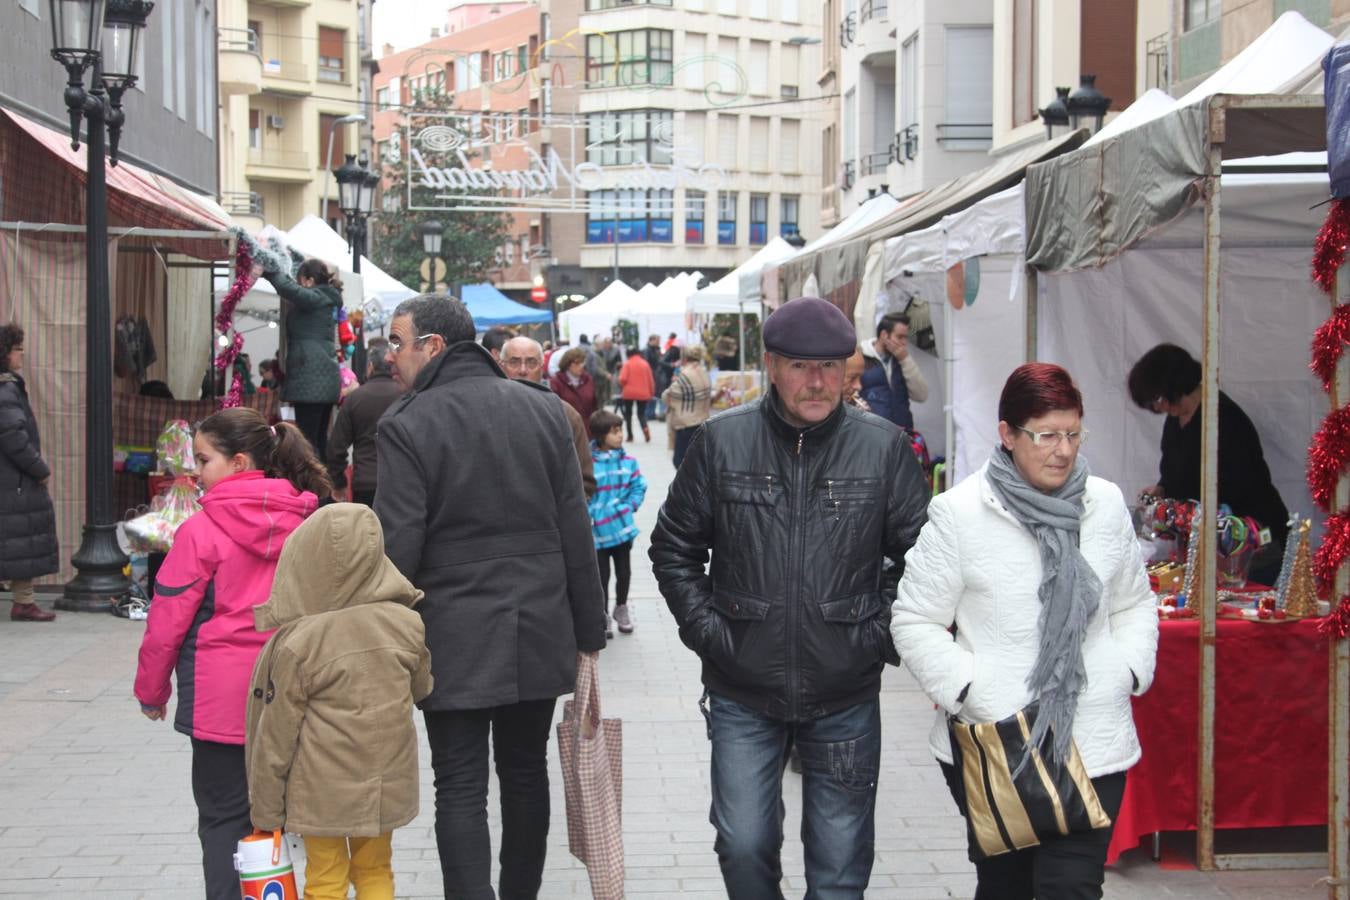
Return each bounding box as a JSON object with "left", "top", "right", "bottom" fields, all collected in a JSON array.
[
  {"left": 456, "top": 52, "right": 483, "bottom": 91},
  {"left": 749, "top": 194, "right": 768, "bottom": 244},
  {"left": 686, "top": 190, "right": 705, "bottom": 243},
  {"left": 718, "top": 0, "right": 736, "bottom": 15},
  {"left": 587, "top": 109, "right": 674, "bottom": 165},
  {"left": 781, "top": 43, "right": 800, "bottom": 97},
  {"left": 780, "top": 119, "right": 800, "bottom": 171},
  {"left": 585, "top": 29, "right": 674, "bottom": 87},
  {"left": 843, "top": 88, "right": 856, "bottom": 169},
  {"left": 717, "top": 114, "right": 738, "bottom": 169},
  {"left": 319, "top": 113, "right": 348, "bottom": 170},
  {"left": 249, "top": 109, "right": 262, "bottom": 149},
  {"left": 318, "top": 26, "right": 346, "bottom": 82},
  {"left": 518, "top": 44, "right": 529, "bottom": 72},
  {"left": 586, "top": 190, "right": 675, "bottom": 243},
  {"left": 519, "top": 107, "right": 530, "bottom": 134},
  {"left": 780, "top": 195, "right": 799, "bottom": 238},
  {"left": 943, "top": 26, "right": 993, "bottom": 150},
  {"left": 376, "top": 87, "right": 390, "bottom": 110},
  {"left": 718, "top": 191, "right": 737, "bottom": 245},
  {"left": 1185, "top": 0, "right": 1219, "bottom": 30},
  {"left": 587, "top": 0, "right": 672, "bottom": 6}
]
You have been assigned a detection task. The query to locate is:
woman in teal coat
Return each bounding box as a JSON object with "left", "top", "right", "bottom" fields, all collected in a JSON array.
[{"left": 262, "top": 259, "right": 343, "bottom": 458}]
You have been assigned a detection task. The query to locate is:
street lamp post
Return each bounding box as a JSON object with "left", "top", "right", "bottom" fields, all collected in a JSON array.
[
  {"left": 320, "top": 113, "right": 366, "bottom": 220},
  {"left": 334, "top": 153, "right": 376, "bottom": 275},
  {"left": 49, "top": 0, "right": 153, "bottom": 612},
  {"left": 1066, "top": 74, "right": 1110, "bottom": 134},
  {"left": 418, "top": 219, "right": 445, "bottom": 294}
]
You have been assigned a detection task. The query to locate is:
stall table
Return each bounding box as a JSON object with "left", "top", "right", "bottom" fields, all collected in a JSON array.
[{"left": 1107, "top": 617, "right": 1328, "bottom": 864}]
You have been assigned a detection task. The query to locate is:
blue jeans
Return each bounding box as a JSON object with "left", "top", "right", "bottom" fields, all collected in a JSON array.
[{"left": 704, "top": 692, "right": 880, "bottom": 900}]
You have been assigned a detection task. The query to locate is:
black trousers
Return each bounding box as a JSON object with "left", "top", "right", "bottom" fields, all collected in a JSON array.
[
  {"left": 352, "top": 488, "right": 376, "bottom": 507},
  {"left": 596, "top": 540, "right": 633, "bottom": 610},
  {"left": 424, "top": 699, "right": 559, "bottom": 900},
  {"left": 940, "top": 762, "right": 1127, "bottom": 900},
  {"left": 292, "top": 401, "right": 333, "bottom": 459},
  {"left": 619, "top": 399, "right": 648, "bottom": 439},
  {"left": 190, "top": 738, "right": 252, "bottom": 900}
]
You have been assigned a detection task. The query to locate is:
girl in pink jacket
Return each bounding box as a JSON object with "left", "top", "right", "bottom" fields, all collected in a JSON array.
[{"left": 134, "top": 407, "right": 331, "bottom": 900}]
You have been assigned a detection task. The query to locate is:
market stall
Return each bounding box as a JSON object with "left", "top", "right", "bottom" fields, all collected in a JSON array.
[
  {"left": 0, "top": 106, "right": 235, "bottom": 583},
  {"left": 460, "top": 282, "right": 553, "bottom": 330}
]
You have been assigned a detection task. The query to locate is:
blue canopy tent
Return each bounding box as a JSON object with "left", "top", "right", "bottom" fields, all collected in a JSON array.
[{"left": 461, "top": 283, "right": 553, "bottom": 330}]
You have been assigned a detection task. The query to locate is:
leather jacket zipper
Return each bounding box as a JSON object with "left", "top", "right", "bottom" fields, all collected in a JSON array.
[
  {"left": 796, "top": 431, "right": 804, "bottom": 455},
  {"left": 787, "top": 443, "right": 803, "bottom": 719}
]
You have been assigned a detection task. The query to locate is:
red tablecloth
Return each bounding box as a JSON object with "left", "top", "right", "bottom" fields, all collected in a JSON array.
[{"left": 1107, "top": 617, "right": 1329, "bottom": 864}]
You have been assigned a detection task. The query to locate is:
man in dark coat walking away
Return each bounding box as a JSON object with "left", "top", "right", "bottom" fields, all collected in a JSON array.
[
  {"left": 0, "top": 323, "right": 58, "bottom": 621},
  {"left": 374, "top": 295, "right": 607, "bottom": 900},
  {"left": 650, "top": 297, "right": 929, "bottom": 899},
  {"left": 325, "top": 337, "right": 401, "bottom": 506}
]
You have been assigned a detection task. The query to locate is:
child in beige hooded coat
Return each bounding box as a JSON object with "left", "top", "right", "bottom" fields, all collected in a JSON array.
[{"left": 245, "top": 503, "right": 433, "bottom": 900}]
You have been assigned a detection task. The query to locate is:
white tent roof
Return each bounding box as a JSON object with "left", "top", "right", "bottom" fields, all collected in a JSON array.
[
  {"left": 797, "top": 194, "right": 902, "bottom": 256},
  {"left": 1176, "top": 11, "right": 1334, "bottom": 106},
  {"left": 1084, "top": 89, "right": 1176, "bottom": 147},
  {"left": 283, "top": 215, "right": 417, "bottom": 310},
  {"left": 690, "top": 237, "right": 797, "bottom": 314}
]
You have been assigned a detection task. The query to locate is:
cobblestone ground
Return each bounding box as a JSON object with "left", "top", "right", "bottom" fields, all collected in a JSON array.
[{"left": 0, "top": 418, "right": 1330, "bottom": 898}]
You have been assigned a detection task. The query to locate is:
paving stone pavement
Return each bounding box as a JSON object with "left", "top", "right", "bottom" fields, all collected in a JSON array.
[{"left": 0, "top": 418, "right": 1331, "bottom": 898}]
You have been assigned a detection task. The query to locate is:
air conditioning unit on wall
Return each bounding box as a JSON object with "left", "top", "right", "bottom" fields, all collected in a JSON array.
[{"left": 267, "top": 114, "right": 285, "bottom": 129}]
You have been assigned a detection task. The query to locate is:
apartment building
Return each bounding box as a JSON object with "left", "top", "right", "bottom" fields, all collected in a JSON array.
[
  {"left": 1, "top": 0, "right": 218, "bottom": 195},
  {"left": 569, "top": 0, "right": 825, "bottom": 296},
  {"left": 371, "top": 3, "right": 545, "bottom": 299},
  {"left": 1167, "top": 0, "right": 1349, "bottom": 94},
  {"left": 991, "top": 1, "right": 1144, "bottom": 154},
  {"left": 217, "top": 0, "right": 364, "bottom": 231},
  {"left": 822, "top": 0, "right": 994, "bottom": 219}
]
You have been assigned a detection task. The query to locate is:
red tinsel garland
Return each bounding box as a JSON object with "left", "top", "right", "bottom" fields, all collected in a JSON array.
[
  {"left": 1312, "top": 304, "right": 1350, "bottom": 393},
  {"left": 1308, "top": 405, "right": 1350, "bottom": 512},
  {"left": 213, "top": 236, "right": 260, "bottom": 409},
  {"left": 1313, "top": 511, "right": 1350, "bottom": 595},
  {"left": 1312, "top": 198, "right": 1350, "bottom": 294},
  {"left": 1318, "top": 595, "right": 1350, "bottom": 639}
]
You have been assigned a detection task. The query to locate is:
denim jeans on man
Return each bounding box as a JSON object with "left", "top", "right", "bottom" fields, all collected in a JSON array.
[{"left": 706, "top": 692, "right": 880, "bottom": 900}]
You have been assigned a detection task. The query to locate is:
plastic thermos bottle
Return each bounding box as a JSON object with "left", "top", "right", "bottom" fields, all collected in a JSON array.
[{"left": 234, "top": 829, "right": 299, "bottom": 900}]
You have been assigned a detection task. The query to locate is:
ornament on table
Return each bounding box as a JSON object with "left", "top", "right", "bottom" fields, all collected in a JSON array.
[
  {"left": 1179, "top": 503, "right": 1203, "bottom": 606},
  {"left": 1282, "top": 520, "right": 1318, "bottom": 619}
]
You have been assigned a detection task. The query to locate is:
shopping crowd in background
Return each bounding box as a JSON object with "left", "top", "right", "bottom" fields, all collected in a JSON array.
[{"left": 14, "top": 265, "right": 1268, "bottom": 899}]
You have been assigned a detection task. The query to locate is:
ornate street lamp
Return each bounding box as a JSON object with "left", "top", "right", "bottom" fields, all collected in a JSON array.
[
  {"left": 418, "top": 220, "right": 445, "bottom": 293},
  {"left": 1038, "top": 86, "right": 1071, "bottom": 141},
  {"left": 48, "top": 0, "right": 153, "bottom": 611},
  {"left": 334, "top": 153, "right": 370, "bottom": 275},
  {"left": 1066, "top": 74, "right": 1111, "bottom": 134}
]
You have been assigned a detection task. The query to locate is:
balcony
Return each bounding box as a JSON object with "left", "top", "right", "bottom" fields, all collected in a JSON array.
[
  {"left": 841, "top": 159, "right": 856, "bottom": 190},
  {"left": 839, "top": 12, "right": 856, "bottom": 48},
  {"left": 857, "top": 0, "right": 892, "bottom": 58},
  {"left": 261, "top": 54, "right": 310, "bottom": 90},
  {"left": 219, "top": 28, "right": 263, "bottom": 96},
  {"left": 222, "top": 191, "right": 265, "bottom": 216},
  {"left": 935, "top": 122, "right": 992, "bottom": 151},
  {"left": 891, "top": 124, "right": 919, "bottom": 164},
  {"left": 860, "top": 150, "right": 890, "bottom": 177},
  {"left": 246, "top": 146, "right": 312, "bottom": 181}
]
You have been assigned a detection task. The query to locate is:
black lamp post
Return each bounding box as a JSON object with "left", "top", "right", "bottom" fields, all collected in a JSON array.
[
  {"left": 1038, "top": 86, "right": 1071, "bottom": 140},
  {"left": 50, "top": 0, "right": 153, "bottom": 612},
  {"left": 335, "top": 153, "right": 376, "bottom": 276},
  {"left": 1066, "top": 75, "right": 1110, "bottom": 134},
  {"left": 418, "top": 219, "right": 445, "bottom": 294}
]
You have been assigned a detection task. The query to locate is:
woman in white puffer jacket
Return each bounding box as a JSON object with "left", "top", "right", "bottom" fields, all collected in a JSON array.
[{"left": 891, "top": 363, "right": 1157, "bottom": 900}]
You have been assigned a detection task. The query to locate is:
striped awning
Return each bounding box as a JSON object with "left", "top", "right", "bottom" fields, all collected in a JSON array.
[{"left": 0, "top": 106, "right": 231, "bottom": 258}]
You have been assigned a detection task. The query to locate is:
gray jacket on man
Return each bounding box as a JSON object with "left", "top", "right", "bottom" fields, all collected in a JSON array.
[{"left": 375, "top": 342, "right": 607, "bottom": 711}]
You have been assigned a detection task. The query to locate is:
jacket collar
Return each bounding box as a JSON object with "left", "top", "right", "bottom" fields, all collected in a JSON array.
[
  {"left": 761, "top": 386, "right": 846, "bottom": 453},
  {"left": 411, "top": 340, "right": 505, "bottom": 393}
]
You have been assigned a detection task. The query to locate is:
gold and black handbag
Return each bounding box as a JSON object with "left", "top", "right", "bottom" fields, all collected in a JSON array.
[{"left": 947, "top": 702, "right": 1112, "bottom": 861}]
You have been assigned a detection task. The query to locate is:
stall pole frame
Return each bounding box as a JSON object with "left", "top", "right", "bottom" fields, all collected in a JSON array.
[{"left": 1328, "top": 269, "right": 1350, "bottom": 898}]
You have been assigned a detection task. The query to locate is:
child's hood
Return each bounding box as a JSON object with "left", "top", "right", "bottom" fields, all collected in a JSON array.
[
  {"left": 254, "top": 503, "right": 423, "bottom": 631},
  {"left": 200, "top": 470, "right": 317, "bottom": 560}
]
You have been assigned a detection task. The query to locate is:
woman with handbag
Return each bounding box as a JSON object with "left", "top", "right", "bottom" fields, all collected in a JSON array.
[{"left": 891, "top": 363, "right": 1158, "bottom": 899}]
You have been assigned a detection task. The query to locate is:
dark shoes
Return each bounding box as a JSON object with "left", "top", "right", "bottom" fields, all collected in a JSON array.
[
  {"left": 642, "top": 426, "right": 651, "bottom": 443},
  {"left": 11, "top": 602, "right": 56, "bottom": 622}
]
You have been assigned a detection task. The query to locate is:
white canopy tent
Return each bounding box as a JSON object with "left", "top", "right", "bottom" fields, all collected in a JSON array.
[
  {"left": 284, "top": 215, "right": 417, "bottom": 311},
  {"left": 557, "top": 280, "right": 639, "bottom": 342},
  {"left": 689, "top": 237, "right": 797, "bottom": 314}
]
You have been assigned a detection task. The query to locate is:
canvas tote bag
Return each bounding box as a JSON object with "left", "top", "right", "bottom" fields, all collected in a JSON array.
[{"left": 557, "top": 651, "right": 625, "bottom": 898}]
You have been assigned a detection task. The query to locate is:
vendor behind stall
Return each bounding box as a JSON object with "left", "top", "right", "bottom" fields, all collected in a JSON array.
[{"left": 1128, "top": 343, "right": 1289, "bottom": 584}]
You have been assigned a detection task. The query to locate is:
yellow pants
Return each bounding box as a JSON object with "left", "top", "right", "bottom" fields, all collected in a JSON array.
[{"left": 302, "top": 833, "right": 394, "bottom": 900}]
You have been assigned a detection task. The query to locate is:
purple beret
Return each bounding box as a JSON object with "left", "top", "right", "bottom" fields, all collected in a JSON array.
[{"left": 762, "top": 296, "right": 857, "bottom": 360}]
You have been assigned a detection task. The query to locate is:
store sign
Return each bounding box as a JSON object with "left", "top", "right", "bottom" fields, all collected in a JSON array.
[{"left": 404, "top": 113, "right": 728, "bottom": 214}]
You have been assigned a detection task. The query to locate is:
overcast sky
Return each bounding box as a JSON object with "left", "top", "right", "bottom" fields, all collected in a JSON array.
[{"left": 373, "top": 0, "right": 445, "bottom": 56}]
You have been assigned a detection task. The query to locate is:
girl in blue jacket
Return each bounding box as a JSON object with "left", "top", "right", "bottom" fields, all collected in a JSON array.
[{"left": 588, "top": 409, "right": 647, "bottom": 637}]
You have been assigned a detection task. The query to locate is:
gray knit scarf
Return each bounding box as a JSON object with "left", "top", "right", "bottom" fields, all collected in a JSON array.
[{"left": 985, "top": 447, "right": 1102, "bottom": 770}]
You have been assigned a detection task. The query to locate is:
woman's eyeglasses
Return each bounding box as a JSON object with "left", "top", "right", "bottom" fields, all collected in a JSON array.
[{"left": 1016, "top": 426, "right": 1088, "bottom": 448}]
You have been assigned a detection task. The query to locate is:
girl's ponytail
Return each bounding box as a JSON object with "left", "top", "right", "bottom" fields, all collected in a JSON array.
[{"left": 267, "top": 421, "right": 334, "bottom": 498}]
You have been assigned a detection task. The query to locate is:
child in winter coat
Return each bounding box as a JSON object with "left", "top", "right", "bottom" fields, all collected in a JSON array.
[
  {"left": 246, "top": 503, "right": 432, "bottom": 900},
  {"left": 588, "top": 409, "right": 648, "bottom": 636},
  {"left": 134, "top": 407, "right": 330, "bottom": 900}
]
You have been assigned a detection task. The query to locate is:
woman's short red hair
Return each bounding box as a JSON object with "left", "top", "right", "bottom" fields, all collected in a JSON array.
[{"left": 998, "top": 363, "right": 1084, "bottom": 428}]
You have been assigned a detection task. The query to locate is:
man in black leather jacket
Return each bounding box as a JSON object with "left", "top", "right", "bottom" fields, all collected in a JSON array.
[{"left": 649, "top": 296, "right": 928, "bottom": 899}]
